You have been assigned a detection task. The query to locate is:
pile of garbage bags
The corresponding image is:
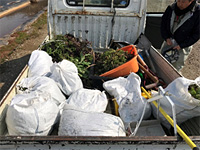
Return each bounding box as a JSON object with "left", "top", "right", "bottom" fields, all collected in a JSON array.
[
  {"left": 6, "top": 49, "right": 200, "bottom": 136},
  {"left": 6, "top": 50, "right": 151, "bottom": 136}
]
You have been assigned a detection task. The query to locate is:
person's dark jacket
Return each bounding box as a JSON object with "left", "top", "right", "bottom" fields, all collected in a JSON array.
[{"left": 161, "top": 2, "right": 200, "bottom": 48}]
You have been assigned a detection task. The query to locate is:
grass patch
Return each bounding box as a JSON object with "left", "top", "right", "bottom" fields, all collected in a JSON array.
[
  {"left": 15, "top": 31, "right": 29, "bottom": 44},
  {"left": 31, "top": 12, "right": 47, "bottom": 29}
]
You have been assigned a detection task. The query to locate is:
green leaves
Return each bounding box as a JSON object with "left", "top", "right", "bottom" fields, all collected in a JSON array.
[
  {"left": 188, "top": 84, "right": 200, "bottom": 100},
  {"left": 68, "top": 52, "right": 92, "bottom": 78},
  {"left": 95, "top": 49, "right": 129, "bottom": 75}
]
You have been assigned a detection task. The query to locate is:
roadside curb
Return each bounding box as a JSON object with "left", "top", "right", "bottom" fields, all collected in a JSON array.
[{"left": 0, "top": 1, "right": 31, "bottom": 19}]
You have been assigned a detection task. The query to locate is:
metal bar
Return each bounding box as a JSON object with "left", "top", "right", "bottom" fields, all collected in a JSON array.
[
  {"left": 0, "top": 135, "right": 178, "bottom": 142},
  {"left": 111, "top": 0, "right": 114, "bottom": 12},
  {"left": 129, "top": 101, "right": 148, "bottom": 137},
  {"left": 146, "top": 95, "right": 163, "bottom": 103},
  {"left": 83, "top": 0, "right": 85, "bottom": 11},
  {"left": 158, "top": 86, "right": 177, "bottom": 136},
  {"left": 146, "top": 14, "right": 163, "bottom": 17}
]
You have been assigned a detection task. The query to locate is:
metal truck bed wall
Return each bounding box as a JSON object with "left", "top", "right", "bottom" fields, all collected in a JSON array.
[
  {"left": 148, "top": 46, "right": 181, "bottom": 85},
  {"left": 0, "top": 136, "right": 196, "bottom": 150},
  {"left": 0, "top": 65, "right": 29, "bottom": 136}
]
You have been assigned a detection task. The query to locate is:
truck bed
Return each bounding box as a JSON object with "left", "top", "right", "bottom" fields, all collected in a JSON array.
[{"left": 0, "top": 45, "right": 199, "bottom": 150}]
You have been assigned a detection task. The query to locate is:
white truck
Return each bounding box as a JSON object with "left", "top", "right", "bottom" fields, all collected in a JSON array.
[{"left": 0, "top": 0, "right": 199, "bottom": 149}]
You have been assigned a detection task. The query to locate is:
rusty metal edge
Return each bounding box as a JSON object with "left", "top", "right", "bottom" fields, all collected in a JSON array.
[{"left": 0, "top": 135, "right": 200, "bottom": 142}]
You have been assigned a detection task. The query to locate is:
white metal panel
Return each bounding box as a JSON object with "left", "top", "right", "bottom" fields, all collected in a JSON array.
[
  {"left": 48, "top": 0, "right": 147, "bottom": 49},
  {"left": 0, "top": 142, "right": 194, "bottom": 150}
]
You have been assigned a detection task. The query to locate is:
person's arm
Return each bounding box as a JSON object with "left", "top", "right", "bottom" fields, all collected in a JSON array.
[
  {"left": 179, "top": 21, "right": 200, "bottom": 48},
  {"left": 179, "top": 7, "right": 200, "bottom": 48}
]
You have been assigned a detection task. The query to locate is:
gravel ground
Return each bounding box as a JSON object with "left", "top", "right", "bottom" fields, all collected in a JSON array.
[{"left": 181, "top": 40, "right": 200, "bottom": 79}]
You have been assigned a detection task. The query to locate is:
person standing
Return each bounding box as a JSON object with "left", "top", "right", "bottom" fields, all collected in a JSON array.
[{"left": 160, "top": 0, "right": 200, "bottom": 71}]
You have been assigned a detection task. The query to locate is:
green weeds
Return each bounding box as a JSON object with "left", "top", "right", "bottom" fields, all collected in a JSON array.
[
  {"left": 95, "top": 49, "right": 128, "bottom": 75},
  {"left": 188, "top": 84, "right": 200, "bottom": 100}
]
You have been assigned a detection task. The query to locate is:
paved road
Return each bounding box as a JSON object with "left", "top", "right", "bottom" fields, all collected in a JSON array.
[{"left": 0, "top": 0, "right": 47, "bottom": 44}]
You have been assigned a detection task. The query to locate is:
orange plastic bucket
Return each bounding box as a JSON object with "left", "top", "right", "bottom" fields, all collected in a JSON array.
[{"left": 100, "top": 45, "right": 139, "bottom": 78}]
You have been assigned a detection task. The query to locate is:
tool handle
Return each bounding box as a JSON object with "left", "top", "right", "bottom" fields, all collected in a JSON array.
[
  {"left": 138, "top": 63, "right": 158, "bottom": 83},
  {"left": 137, "top": 54, "right": 147, "bottom": 67}
]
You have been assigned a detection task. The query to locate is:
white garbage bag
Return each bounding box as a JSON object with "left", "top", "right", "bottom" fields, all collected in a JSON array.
[
  {"left": 28, "top": 50, "right": 53, "bottom": 77},
  {"left": 66, "top": 88, "right": 108, "bottom": 112},
  {"left": 6, "top": 91, "right": 59, "bottom": 135},
  {"left": 58, "top": 104, "right": 126, "bottom": 136},
  {"left": 50, "top": 59, "right": 83, "bottom": 96},
  {"left": 16, "top": 76, "right": 66, "bottom": 106},
  {"left": 152, "top": 77, "right": 200, "bottom": 129},
  {"left": 103, "top": 73, "right": 151, "bottom": 126}
]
